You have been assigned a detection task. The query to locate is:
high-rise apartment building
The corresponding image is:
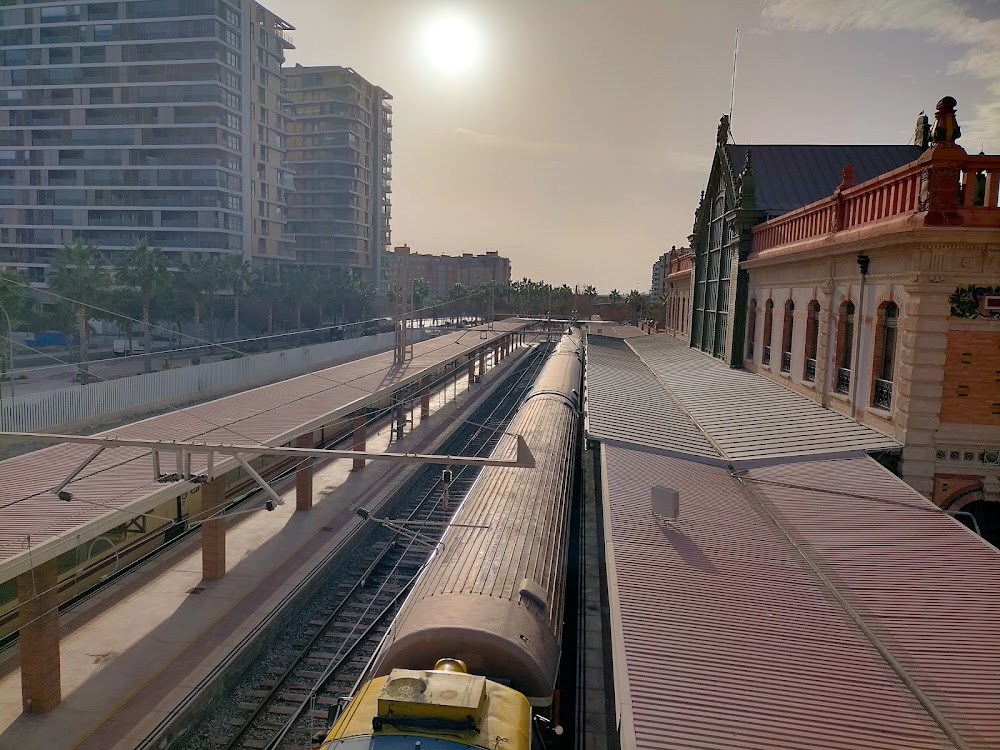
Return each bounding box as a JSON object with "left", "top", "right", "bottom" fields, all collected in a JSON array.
[
  {"left": 0, "top": 0, "right": 294, "bottom": 280},
  {"left": 283, "top": 65, "right": 392, "bottom": 289}
]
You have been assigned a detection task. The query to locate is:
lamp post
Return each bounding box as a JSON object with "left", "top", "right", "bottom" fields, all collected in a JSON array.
[{"left": 850, "top": 254, "right": 870, "bottom": 419}]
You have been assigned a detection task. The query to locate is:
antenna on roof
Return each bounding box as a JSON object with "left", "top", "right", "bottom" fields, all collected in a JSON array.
[{"left": 728, "top": 29, "right": 739, "bottom": 141}]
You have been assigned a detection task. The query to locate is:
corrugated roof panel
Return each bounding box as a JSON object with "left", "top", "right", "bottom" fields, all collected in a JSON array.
[
  {"left": 0, "top": 321, "right": 530, "bottom": 574},
  {"left": 745, "top": 457, "right": 1000, "bottom": 749},
  {"left": 627, "top": 335, "right": 900, "bottom": 461},
  {"left": 586, "top": 339, "right": 719, "bottom": 459},
  {"left": 603, "top": 443, "right": 960, "bottom": 750},
  {"left": 726, "top": 144, "right": 923, "bottom": 215}
]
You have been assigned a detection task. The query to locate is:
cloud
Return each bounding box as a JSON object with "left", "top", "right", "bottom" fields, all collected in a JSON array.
[
  {"left": 761, "top": 0, "right": 1000, "bottom": 149},
  {"left": 454, "top": 128, "right": 711, "bottom": 172}
]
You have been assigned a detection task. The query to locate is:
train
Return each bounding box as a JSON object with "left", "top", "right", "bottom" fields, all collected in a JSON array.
[{"left": 316, "top": 328, "right": 585, "bottom": 750}]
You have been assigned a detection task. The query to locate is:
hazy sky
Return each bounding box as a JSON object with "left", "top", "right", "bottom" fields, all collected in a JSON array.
[{"left": 280, "top": 0, "right": 1000, "bottom": 293}]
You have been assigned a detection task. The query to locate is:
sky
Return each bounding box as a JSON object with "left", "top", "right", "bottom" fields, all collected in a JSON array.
[{"left": 279, "top": 0, "right": 1000, "bottom": 293}]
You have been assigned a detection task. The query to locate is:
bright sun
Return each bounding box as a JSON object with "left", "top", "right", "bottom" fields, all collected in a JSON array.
[{"left": 421, "top": 14, "right": 483, "bottom": 74}]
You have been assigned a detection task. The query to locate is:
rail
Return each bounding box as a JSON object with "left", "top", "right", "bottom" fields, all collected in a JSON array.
[
  {"left": 187, "top": 345, "right": 551, "bottom": 750},
  {"left": 805, "top": 358, "right": 816, "bottom": 382},
  {"left": 873, "top": 378, "right": 893, "bottom": 410},
  {"left": 751, "top": 151, "right": 1000, "bottom": 255},
  {"left": 836, "top": 368, "right": 851, "bottom": 394}
]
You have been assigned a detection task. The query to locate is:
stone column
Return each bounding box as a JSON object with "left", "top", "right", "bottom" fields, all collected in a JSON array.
[
  {"left": 815, "top": 287, "right": 834, "bottom": 406},
  {"left": 420, "top": 376, "right": 431, "bottom": 419},
  {"left": 478, "top": 351, "right": 486, "bottom": 379},
  {"left": 295, "top": 433, "right": 314, "bottom": 511},
  {"left": 467, "top": 358, "right": 475, "bottom": 381},
  {"left": 352, "top": 414, "right": 367, "bottom": 471},
  {"left": 895, "top": 284, "right": 949, "bottom": 498},
  {"left": 17, "top": 558, "right": 60, "bottom": 713},
  {"left": 201, "top": 477, "right": 227, "bottom": 579}
]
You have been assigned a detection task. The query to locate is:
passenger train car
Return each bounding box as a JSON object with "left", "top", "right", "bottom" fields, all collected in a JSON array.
[{"left": 317, "top": 329, "right": 585, "bottom": 750}]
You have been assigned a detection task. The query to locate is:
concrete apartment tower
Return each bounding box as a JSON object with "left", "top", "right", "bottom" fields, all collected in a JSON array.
[
  {"left": 0, "top": 0, "right": 294, "bottom": 280},
  {"left": 283, "top": 65, "right": 393, "bottom": 290}
]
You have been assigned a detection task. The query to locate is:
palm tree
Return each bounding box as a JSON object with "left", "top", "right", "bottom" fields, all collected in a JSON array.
[
  {"left": 218, "top": 254, "right": 255, "bottom": 339},
  {"left": 608, "top": 289, "right": 622, "bottom": 319},
  {"left": 116, "top": 238, "right": 171, "bottom": 373},
  {"left": 0, "top": 268, "right": 25, "bottom": 397},
  {"left": 50, "top": 239, "right": 109, "bottom": 375},
  {"left": 252, "top": 262, "right": 282, "bottom": 338},
  {"left": 625, "top": 289, "right": 644, "bottom": 325},
  {"left": 183, "top": 253, "right": 220, "bottom": 345}
]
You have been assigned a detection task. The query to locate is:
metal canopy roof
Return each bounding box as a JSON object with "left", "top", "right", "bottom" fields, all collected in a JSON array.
[
  {"left": 586, "top": 339, "right": 719, "bottom": 460},
  {"left": 0, "top": 321, "right": 529, "bottom": 580},
  {"left": 625, "top": 335, "right": 900, "bottom": 463},
  {"left": 603, "top": 443, "right": 1000, "bottom": 750}
]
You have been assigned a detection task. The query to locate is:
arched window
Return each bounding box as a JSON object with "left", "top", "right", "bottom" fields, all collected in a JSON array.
[
  {"left": 872, "top": 301, "right": 898, "bottom": 409},
  {"left": 746, "top": 298, "right": 757, "bottom": 360},
  {"left": 804, "top": 301, "right": 820, "bottom": 381},
  {"left": 781, "top": 300, "right": 794, "bottom": 372},
  {"left": 762, "top": 299, "right": 774, "bottom": 365},
  {"left": 835, "top": 300, "right": 855, "bottom": 394}
]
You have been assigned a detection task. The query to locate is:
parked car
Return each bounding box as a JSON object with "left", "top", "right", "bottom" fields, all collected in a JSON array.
[{"left": 113, "top": 338, "right": 145, "bottom": 356}]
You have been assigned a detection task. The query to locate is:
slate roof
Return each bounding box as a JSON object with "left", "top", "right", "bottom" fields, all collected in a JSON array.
[{"left": 726, "top": 144, "right": 923, "bottom": 216}]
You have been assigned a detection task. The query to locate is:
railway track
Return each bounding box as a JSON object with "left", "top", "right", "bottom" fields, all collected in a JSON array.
[{"left": 183, "top": 343, "right": 551, "bottom": 750}]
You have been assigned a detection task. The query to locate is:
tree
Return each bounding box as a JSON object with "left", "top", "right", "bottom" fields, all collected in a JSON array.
[
  {"left": 49, "top": 239, "right": 109, "bottom": 375},
  {"left": 218, "top": 254, "right": 256, "bottom": 339},
  {"left": 625, "top": 289, "right": 644, "bottom": 325},
  {"left": 0, "top": 268, "right": 25, "bottom": 397},
  {"left": 116, "top": 238, "right": 171, "bottom": 373},
  {"left": 608, "top": 289, "right": 622, "bottom": 318},
  {"left": 183, "top": 253, "right": 221, "bottom": 346}
]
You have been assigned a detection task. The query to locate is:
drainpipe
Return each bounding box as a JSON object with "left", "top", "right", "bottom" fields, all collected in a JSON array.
[{"left": 850, "top": 254, "right": 870, "bottom": 420}]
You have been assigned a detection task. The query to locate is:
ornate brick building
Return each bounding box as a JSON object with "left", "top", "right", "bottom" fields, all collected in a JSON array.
[{"left": 726, "top": 97, "right": 999, "bottom": 523}]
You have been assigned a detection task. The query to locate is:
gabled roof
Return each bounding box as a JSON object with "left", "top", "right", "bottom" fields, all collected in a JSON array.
[{"left": 725, "top": 144, "right": 923, "bottom": 216}]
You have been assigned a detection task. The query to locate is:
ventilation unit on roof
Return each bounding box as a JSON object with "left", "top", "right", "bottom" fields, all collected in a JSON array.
[{"left": 651, "top": 486, "right": 680, "bottom": 521}]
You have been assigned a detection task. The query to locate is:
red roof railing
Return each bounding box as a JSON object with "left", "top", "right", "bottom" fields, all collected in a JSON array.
[{"left": 751, "top": 149, "right": 1000, "bottom": 256}]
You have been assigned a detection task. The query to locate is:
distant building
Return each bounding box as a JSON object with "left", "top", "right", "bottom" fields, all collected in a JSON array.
[
  {"left": 387, "top": 246, "right": 512, "bottom": 300},
  {"left": 283, "top": 65, "right": 392, "bottom": 288},
  {"left": 0, "top": 0, "right": 296, "bottom": 279},
  {"left": 650, "top": 257, "right": 665, "bottom": 297},
  {"left": 661, "top": 246, "right": 692, "bottom": 338}
]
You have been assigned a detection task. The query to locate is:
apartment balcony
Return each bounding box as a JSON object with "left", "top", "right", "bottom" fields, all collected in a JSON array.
[
  {"left": 836, "top": 368, "right": 851, "bottom": 394},
  {"left": 873, "top": 379, "right": 893, "bottom": 409}
]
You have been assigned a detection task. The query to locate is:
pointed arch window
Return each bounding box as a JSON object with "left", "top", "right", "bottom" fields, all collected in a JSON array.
[
  {"left": 781, "top": 300, "right": 794, "bottom": 372},
  {"left": 804, "top": 300, "right": 819, "bottom": 381},
  {"left": 872, "top": 301, "right": 898, "bottom": 409},
  {"left": 835, "top": 300, "right": 855, "bottom": 394},
  {"left": 746, "top": 298, "right": 757, "bottom": 360},
  {"left": 762, "top": 299, "right": 773, "bottom": 365}
]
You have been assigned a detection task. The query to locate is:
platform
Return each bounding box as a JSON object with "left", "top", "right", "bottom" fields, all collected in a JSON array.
[{"left": 0, "top": 341, "right": 531, "bottom": 750}]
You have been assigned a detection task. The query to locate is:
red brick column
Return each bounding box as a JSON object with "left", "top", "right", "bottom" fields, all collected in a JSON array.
[
  {"left": 201, "top": 477, "right": 227, "bottom": 580},
  {"left": 17, "top": 558, "right": 61, "bottom": 713},
  {"left": 352, "top": 414, "right": 367, "bottom": 471},
  {"left": 295, "top": 433, "right": 314, "bottom": 511},
  {"left": 420, "top": 376, "right": 431, "bottom": 418}
]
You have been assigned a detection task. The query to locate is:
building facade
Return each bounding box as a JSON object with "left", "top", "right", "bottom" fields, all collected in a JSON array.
[
  {"left": 739, "top": 99, "right": 1000, "bottom": 518},
  {"left": 387, "top": 245, "right": 512, "bottom": 301},
  {"left": 650, "top": 256, "right": 664, "bottom": 298},
  {"left": 283, "top": 65, "right": 392, "bottom": 288},
  {"left": 0, "top": 0, "right": 295, "bottom": 279},
  {"left": 661, "top": 246, "right": 692, "bottom": 338}
]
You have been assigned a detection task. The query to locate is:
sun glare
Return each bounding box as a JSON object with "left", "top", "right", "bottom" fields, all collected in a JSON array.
[{"left": 421, "top": 14, "right": 483, "bottom": 74}]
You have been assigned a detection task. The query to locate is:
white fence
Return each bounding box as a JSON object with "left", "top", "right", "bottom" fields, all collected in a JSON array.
[{"left": 0, "top": 332, "right": 413, "bottom": 432}]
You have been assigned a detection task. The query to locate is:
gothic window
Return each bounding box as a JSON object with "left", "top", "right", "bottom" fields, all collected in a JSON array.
[
  {"left": 746, "top": 298, "right": 756, "bottom": 360},
  {"left": 693, "top": 182, "right": 733, "bottom": 358},
  {"left": 781, "top": 300, "right": 794, "bottom": 372},
  {"left": 872, "top": 301, "right": 898, "bottom": 409},
  {"left": 835, "top": 300, "right": 855, "bottom": 394}
]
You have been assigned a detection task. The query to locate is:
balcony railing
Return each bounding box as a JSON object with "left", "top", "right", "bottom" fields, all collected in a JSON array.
[
  {"left": 762, "top": 345, "right": 771, "bottom": 365},
  {"left": 781, "top": 351, "right": 791, "bottom": 372},
  {"left": 836, "top": 368, "right": 851, "bottom": 394},
  {"left": 805, "top": 358, "right": 816, "bottom": 382},
  {"left": 750, "top": 151, "right": 1000, "bottom": 257},
  {"left": 873, "top": 379, "right": 893, "bottom": 409}
]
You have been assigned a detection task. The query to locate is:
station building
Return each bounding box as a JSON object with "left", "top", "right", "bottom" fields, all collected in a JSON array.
[{"left": 682, "top": 97, "right": 999, "bottom": 523}]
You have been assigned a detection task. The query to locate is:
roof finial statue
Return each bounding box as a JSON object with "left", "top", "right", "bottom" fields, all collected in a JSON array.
[
  {"left": 913, "top": 111, "right": 930, "bottom": 150},
  {"left": 837, "top": 164, "right": 855, "bottom": 190},
  {"left": 736, "top": 148, "right": 755, "bottom": 209},
  {"left": 931, "top": 96, "right": 961, "bottom": 146},
  {"left": 717, "top": 115, "right": 730, "bottom": 146}
]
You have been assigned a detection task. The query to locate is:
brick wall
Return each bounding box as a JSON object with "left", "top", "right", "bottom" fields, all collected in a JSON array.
[{"left": 939, "top": 330, "right": 1000, "bottom": 425}]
